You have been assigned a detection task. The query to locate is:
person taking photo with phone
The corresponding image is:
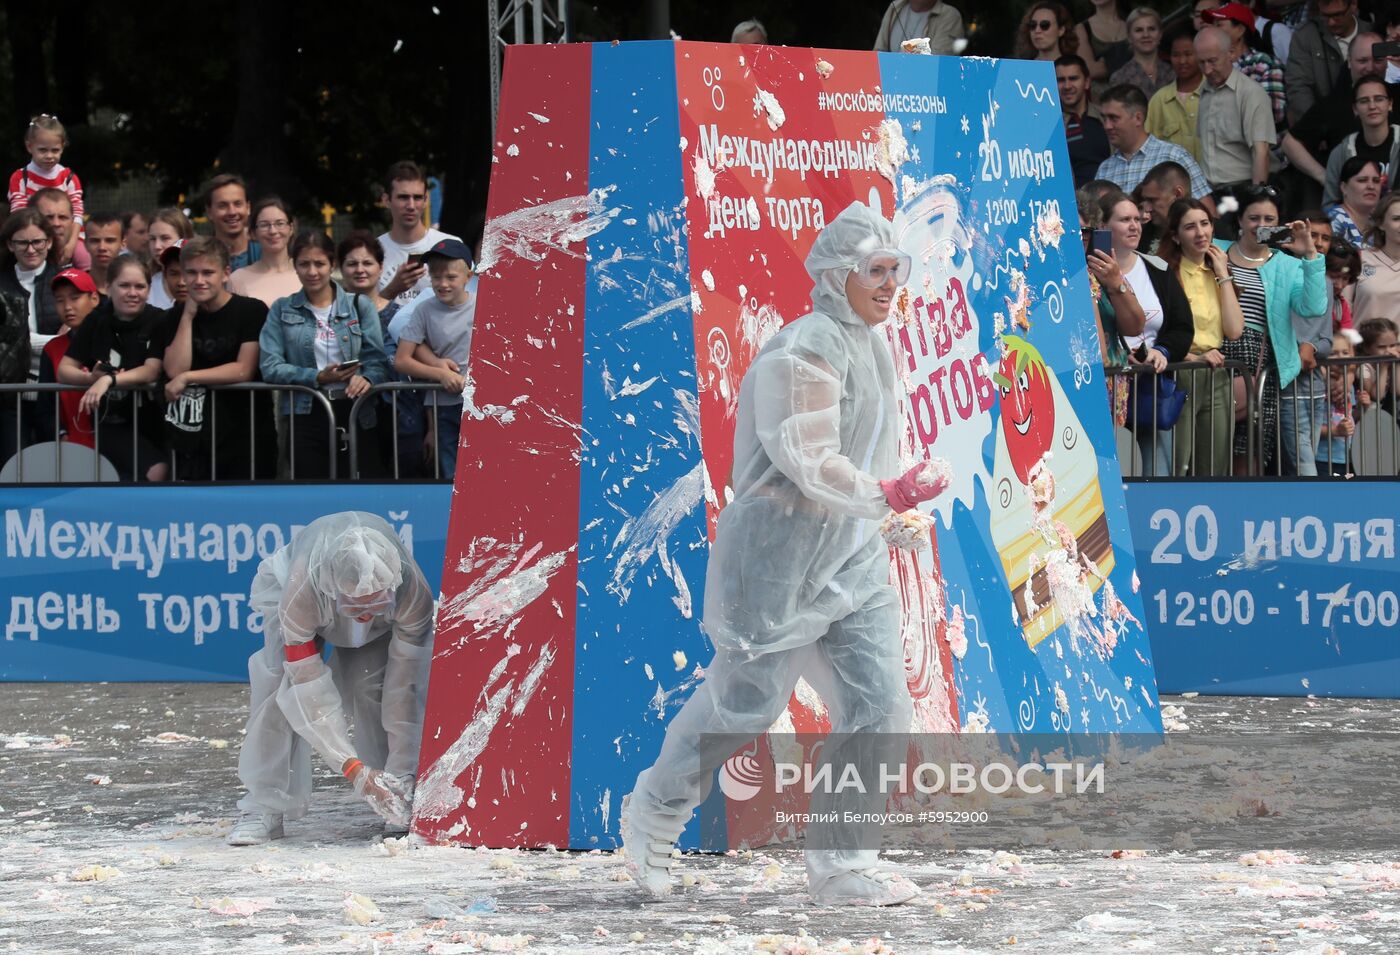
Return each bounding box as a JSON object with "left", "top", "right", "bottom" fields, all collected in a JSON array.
[
  {"left": 1218, "top": 187, "right": 1327, "bottom": 474},
  {"left": 1096, "top": 189, "right": 1194, "bottom": 475}
]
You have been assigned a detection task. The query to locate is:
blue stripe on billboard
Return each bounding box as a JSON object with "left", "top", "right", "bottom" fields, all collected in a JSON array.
[{"left": 569, "top": 42, "right": 719, "bottom": 851}]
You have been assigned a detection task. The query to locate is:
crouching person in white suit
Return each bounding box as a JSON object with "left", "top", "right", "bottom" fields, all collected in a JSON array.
[{"left": 228, "top": 511, "right": 436, "bottom": 845}]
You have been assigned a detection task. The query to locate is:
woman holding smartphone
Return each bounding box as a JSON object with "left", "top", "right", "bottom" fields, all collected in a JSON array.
[
  {"left": 1218, "top": 187, "right": 1324, "bottom": 474},
  {"left": 1096, "top": 190, "right": 1194, "bottom": 476},
  {"left": 259, "top": 231, "right": 389, "bottom": 479}
]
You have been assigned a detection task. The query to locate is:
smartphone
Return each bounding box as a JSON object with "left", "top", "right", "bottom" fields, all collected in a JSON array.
[
  {"left": 1255, "top": 224, "right": 1292, "bottom": 248},
  {"left": 404, "top": 253, "right": 426, "bottom": 268},
  {"left": 1090, "top": 229, "right": 1112, "bottom": 256},
  {"left": 1374, "top": 40, "right": 1400, "bottom": 58},
  {"left": 336, "top": 359, "right": 363, "bottom": 372}
]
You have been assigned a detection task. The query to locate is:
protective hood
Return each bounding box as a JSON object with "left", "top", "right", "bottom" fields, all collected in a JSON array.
[
  {"left": 322, "top": 525, "right": 404, "bottom": 599},
  {"left": 804, "top": 201, "right": 899, "bottom": 326}
]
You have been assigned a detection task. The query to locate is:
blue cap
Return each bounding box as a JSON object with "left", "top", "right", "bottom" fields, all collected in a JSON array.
[{"left": 423, "top": 237, "right": 474, "bottom": 269}]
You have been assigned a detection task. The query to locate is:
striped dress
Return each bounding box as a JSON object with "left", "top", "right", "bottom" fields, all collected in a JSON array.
[{"left": 1221, "top": 259, "right": 1276, "bottom": 459}]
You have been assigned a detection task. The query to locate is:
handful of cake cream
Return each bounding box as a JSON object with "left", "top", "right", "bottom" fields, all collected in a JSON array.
[{"left": 879, "top": 458, "right": 952, "bottom": 551}]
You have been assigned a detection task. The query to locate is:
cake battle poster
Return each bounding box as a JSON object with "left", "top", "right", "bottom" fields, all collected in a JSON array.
[{"left": 413, "top": 41, "right": 1159, "bottom": 851}]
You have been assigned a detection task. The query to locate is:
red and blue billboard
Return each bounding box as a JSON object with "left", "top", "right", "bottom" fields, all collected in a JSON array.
[{"left": 414, "top": 41, "right": 1161, "bottom": 850}]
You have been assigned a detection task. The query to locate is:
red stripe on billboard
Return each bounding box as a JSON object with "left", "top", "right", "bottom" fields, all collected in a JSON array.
[
  {"left": 413, "top": 42, "right": 592, "bottom": 848},
  {"left": 676, "top": 44, "right": 891, "bottom": 539}
]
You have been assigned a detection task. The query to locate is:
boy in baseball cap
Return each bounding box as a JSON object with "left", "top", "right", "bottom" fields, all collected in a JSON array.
[
  {"left": 392, "top": 237, "right": 476, "bottom": 478},
  {"left": 34, "top": 268, "right": 100, "bottom": 447}
]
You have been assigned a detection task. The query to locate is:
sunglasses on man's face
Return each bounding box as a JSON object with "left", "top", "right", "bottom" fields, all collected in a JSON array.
[{"left": 1031, "top": 19, "right": 1056, "bottom": 31}]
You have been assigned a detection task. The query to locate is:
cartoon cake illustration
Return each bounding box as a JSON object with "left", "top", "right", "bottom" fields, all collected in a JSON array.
[{"left": 989, "top": 336, "right": 1114, "bottom": 647}]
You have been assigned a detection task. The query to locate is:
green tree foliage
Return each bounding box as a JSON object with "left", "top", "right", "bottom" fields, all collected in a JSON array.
[
  {"left": 0, "top": 1, "right": 1035, "bottom": 233},
  {"left": 0, "top": 1, "right": 490, "bottom": 234}
]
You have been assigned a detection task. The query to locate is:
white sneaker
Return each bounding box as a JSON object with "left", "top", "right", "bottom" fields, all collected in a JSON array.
[
  {"left": 809, "top": 868, "right": 921, "bottom": 906},
  {"left": 227, "top": 812, "right": 285, "bottom": 846},
  {"left": 620, "top": 794, "right": 675, "bottom": 898}
]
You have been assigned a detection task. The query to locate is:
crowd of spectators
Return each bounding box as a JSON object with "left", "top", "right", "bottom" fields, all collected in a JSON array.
[
  {"left": 5, "top": 2, "right": 1400, "bottom": 483},
  {"left": 869, "top": 0, "right": 1400, "bottom": 477},
  {"left": 0, "top": 126, "right": 477, "bottom": 482},
  {"left": 1044, "top": 0, "right": 1400, "bottom": 476}
]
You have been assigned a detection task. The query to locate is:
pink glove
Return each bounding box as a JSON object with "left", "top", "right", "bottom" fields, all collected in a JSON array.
[{"left": 880, "top": 460, "right": 951, "bottom": 512}]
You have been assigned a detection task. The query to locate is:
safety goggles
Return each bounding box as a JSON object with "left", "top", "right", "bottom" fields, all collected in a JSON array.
[
  {"left": 336, "top": 590, "right": 393, "bottom": 619},
  {"left": 850, "top": 250, "right": 911, "bottom": 288}
]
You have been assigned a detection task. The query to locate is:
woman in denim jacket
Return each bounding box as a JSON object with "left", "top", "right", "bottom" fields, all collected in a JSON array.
[{"left": 259, "top": 231, "right": 389, "bottom": 479}]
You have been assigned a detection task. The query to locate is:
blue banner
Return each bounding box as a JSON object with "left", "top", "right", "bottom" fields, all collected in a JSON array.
[
  {"left": 6, "top": 481, "right": 1397, "bottom": 700},
  {"left": 1123, "top": 482, "right": 1400, "bottom": 697},
  {"left": 1, "top": 485, "right": 451, "bottom": 681}
]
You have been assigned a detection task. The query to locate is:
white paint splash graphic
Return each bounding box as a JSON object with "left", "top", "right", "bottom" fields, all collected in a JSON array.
[
  {"left": 693, "top": 151, "right": 717, "bottom": 200},
  {"left": 510, "top": 640, "right": 557, "bottom": 717},
  {"left": 461, "top": 371, "right": 530, "bottom": 425},
  {"left": 416, "top": 683, "right": 513, "bottom": 821},
  {"left": 477, "top": 187, "right": 620, "bottom": 274},
  {"left": 415, "top": 640, "right": 555, "bottom": 821},
  {"left": 607, "top": 461, "right": 706, "bottom": 618},
  {"left": 610, "top": 375, "right": 659, "bottom": 400},
  {"left": 737, "top": 300, "right": 783, "bottom": 359},
  {"left": 752, "top": 88, "right": 786, "bottom": 130},
  {"left": 440, "top": 538, "right": 571, "bottom": 645},
  {"left": 620, "top": 294, "right": 691, "bottom": 331},
  {"left": 673, "top": 388, "right": 702, "bottom": 443},
  {"left": 875, "top": 119, "right": 909, "bottom": 187}
]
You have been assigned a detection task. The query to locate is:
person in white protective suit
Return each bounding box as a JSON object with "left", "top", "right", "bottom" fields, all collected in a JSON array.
[
  {"left": 621, "top": 201, "right": 949, "bottom": 906},
  {"left": 227, "top": 511, "right": 436, "bottom": 845}
]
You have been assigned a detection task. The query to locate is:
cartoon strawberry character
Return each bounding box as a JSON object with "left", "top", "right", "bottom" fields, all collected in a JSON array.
[{"left": 994, "top": 336, "right": 1055, "bottom": 486}]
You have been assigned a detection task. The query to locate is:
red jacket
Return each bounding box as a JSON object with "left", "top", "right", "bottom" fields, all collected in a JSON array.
[{"left": 40, "top": 333, "right": 92, "bottom": 447}]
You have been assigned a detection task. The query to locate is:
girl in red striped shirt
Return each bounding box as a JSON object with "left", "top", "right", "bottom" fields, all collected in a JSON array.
[{"left": 8, "top": 115, "right": 85, "bottom": 225}]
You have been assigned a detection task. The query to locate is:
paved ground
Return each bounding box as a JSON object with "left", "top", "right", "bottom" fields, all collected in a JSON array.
[{"left": 1, "top": 684, "right": 1398, "bottom": 954}]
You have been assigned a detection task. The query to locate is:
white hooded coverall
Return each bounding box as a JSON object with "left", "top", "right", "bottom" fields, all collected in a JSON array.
[
  {"left": 236, "top": 511, "right": 435, "bottom": 818},
  {"left": 628, "top": 202, "right": 914, "bottom": 891}
]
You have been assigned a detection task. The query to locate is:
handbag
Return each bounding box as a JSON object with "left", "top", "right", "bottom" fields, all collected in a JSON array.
[{"left": 1128, "top": 373, "right": 1187, "bottom": 431}]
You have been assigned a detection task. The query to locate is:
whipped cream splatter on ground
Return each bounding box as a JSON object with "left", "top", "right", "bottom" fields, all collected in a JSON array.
[{"left": 4, "top": 686, "right": 1397, "bottom": 953}]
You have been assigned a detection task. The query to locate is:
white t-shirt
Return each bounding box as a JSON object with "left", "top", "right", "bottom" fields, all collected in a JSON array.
[
  {"left": 17, "top": 264, "right": 53, "bottom": 381},
  {"left": 376, "top": 228, "right": 460, "bottom": 306},
  {"left": 396, "top": 292, "right": 476, "bottom": 408},
  {"left": 148, "top": 276, "right": 175, "bottom": 311},
  {"left": 310, "top": 302, "right": 346, "bottom": 392},
  {"left": 1122, "top": 255, "right": 1165, "bottom": 352}
]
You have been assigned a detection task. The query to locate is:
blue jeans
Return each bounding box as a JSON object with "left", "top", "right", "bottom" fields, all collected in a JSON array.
[
  {"left": 1279, "top": 388, "right": 1326, "bottom": 477},
  {"left": 1135, "top": 427, "right": 1174, "bottom": 477},
  {"left": 430, "top": 400, "right": 463, "bottom": 480}
]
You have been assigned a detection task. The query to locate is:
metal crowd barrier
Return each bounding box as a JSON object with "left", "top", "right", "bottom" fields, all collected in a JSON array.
[
  {"left": 1, "top": 382, "right": 156, "bottom": 483},
  {"left": 1310, "top": 355, "right": 1400, "bottom": 478},
  {"left": 173, "top": 382, "right": 338, "bottom": 482},
  {"left": 0, "top": 381, "right": 336, "bottom": 483},
  {"left": 1108, "top": 354, "right": 1400, "bottom": 479},
  {"left": 1106, "top": 359, "right": 1256, "bottom": 478},
  {"left": 347, "top": 381, "right": 452, "bottom": 480}
]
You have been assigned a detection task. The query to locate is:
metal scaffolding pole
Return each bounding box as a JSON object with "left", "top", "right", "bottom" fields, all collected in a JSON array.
[{"left": 489, "top": 0, "right": 571, "bottom": 136}]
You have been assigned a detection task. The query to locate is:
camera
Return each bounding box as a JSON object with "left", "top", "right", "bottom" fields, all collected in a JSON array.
[{"left": 1254, "top": 225, "right": 1293, "bottom": 248}]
